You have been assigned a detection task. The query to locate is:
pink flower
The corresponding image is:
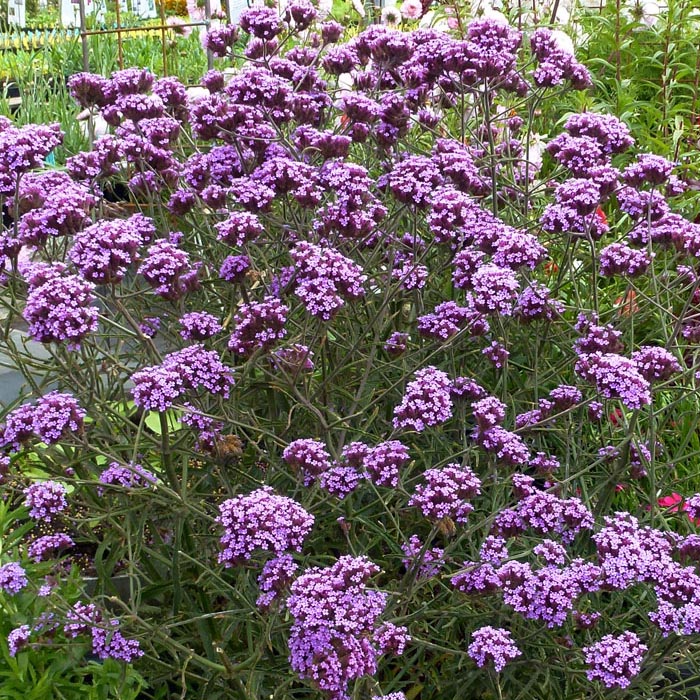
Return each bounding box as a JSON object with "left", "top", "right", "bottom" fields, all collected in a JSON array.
[
  {"left": 658, "top": 493, "right": 683, "bottom": 512},
  {"left": 167, "top": 16, "right": 193, "bottom": 38},
  {"left": 186, "top": 0, "right": 204, "bottom": 21},
  {"left": 658, "top": 493, "right": 700, "bottom": 526},
  {"left": 400, "top": 0, "right": 423, "bottom": 19}
]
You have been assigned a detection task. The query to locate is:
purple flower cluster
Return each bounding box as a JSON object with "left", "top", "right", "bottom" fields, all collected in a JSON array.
[
  {"left": 1, "top": 392, "right": 86, "bottom": 452},
  {"left": 401, "top": 535, "right": 444, "bottom": 579},
  {"left": 290, "top": 241, "right": 366, "bottom": 320},
  {"left": 69, "top": 214, "right": 154, "bottom": 283},
  {"left": 631, "top": 346, "right": 681, "bottom": 382},
  {"left": 0, "top": 562, "right": 28, "bottom": 594},
  {"left": 64, "top": 601, "right": 143, "bottom": 662},
  {"left": 139, "top": 239, "right": 200, "bottom": 300},
  {"left": 179, "top": 311, "right": 222, "bottom": 340},
  {"left": 98, "top": 462, "right": 157, "bottom": 492},
  {"left": 575, "top": 352, "right": 651, "bottom": 410},
  {"left": 473, "top": 425, "right": 530, "bottom": 466},
  {"left": 515, "top": 384, "right": 582, "bottom": 429},
  {"left": 409, "top": 464, "right": 481, "bottom": 523},
  {"left": 530, "top": 28, "right": 591, "bottom": 89},
  {"left": 22, "top": 263, "right": 98, "bottom": 346},
  {"left": 27, "top": 533, "right": 75, "bottom": 562},
  {"left": 393, "top": 366, "right": 453, "bottom": 431},
  {"left": 0, "top": 122, "right": 62, "bottom": 194},
  {"left": 471, "top": 264, "right": 520, "bottom": 316},
  {"left": 131, "top": 345, "right": 234, "bottom": 411},
  {"left": 283, "top": 438, "right": 333, "bottom": 485},
  {"left": 286, "top": 555, "right": 407, "bottom": 700},
  {"left": 363, "top": 440, "right": 410, "bottom": 488},
  {"left": 593, "top": 513, "right": 674, "bottom": 589},
  {"left": 7, "top": 625, "right": 31, "bottom": 656},
  {"left": 24, "top": 481, "right": 68, "bottom": 521},
  {"left": 468, "top": 626, "right": 521, "bottom": 672},
  {"left": 582, "top": 632, "right": 647, "bottom": 689},
  {"left": 417, "top": 301, "right": 478, "bottom": 341},
  {"left": 388, "top": 156, "right": 444, "bottom": 208},
  {"left": 215, "top": 211, "right": 263, "bottom": 247},
  {"left": 228, "top": 296, "right": 289, "bottom": 356},
  {"left": 492, "top": 490, "right": 594, "bottom": 543},
  {"left": 599, "top": 242, "right": 652, "bottom": 277},
  {"left": 499, "top": 559, "right": 600, "bottom": 627},
  {"left": 256, "top": 554, "right": 298, "bottom": 609},
  {"left": 217, "top": 486, "right": 314, "bottom": 566}
]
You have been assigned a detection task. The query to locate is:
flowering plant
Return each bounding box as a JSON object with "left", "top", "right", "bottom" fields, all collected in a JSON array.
[{"left": 3, "top": 3, "right": 700, "bottom": 698}]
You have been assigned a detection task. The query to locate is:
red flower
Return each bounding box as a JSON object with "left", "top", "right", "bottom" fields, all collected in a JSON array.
[
  {"left": 658, "top": 493, "right": 700, "bottom": 526},
  {"left": 609, "top": 407, "right": 624, "bottom": 427},
  {"left": 544, "top": 260, "right": 559, "bottom": 276},
  {"left": 658, "top": 493, "right": 683, "bottom": 512},
  {"left": 614, "top": 289, "right": 639, "bottom": 317}
]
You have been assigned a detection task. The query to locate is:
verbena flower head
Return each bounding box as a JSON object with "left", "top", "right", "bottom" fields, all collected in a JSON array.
[
  {"left": 409, "top": 464, "right": 481, "bottom": 523},
  {"left": 139, "top": 239, "right": 200, "bottom": 300},
  {"left": 69, "top": 215, "right": 154, "bottom": 284},
  {"left": 239, "top": 6, "right": 282, "bottom": 40},
  {"left": 599, "top": 242, "right": 652, "bottom": 277},
  {"left": 203, "top": 23, "right": 240, "bottom": 57},
  {"left": 474, "top": 425, "right": 529, "bottom": 466},
  {"left": 393, "top": 366, "right": 453, "bottom": 431},
  {"left": 290, "top": 242, "right": 366, "bottom": 320},
  {"left": 1, "top": 404, "right": 38, "bottom": 452},
  {"left": 131, "top": 365, "right": 184, "bottom": 413},
  {"left": 363, "top": 440, "right": 410, "bottom": 488},
  {"left": 283, "top": 438, "right": 333, "bottom": 485},
  {"left": 0, "top": 562, "right": 28, "bottom": 594},
  {"left": 468, "top": 626, "right": 521, "bottom": 672},
  {"left": 257, "top": 554, "right": 298, "bottom": 609},
  {"left": 64, "top": 602, "right": 143, "bottom": 662},
  {"left": 27, "top": 533, "right": 75, "bottom": 562},
  {"left": 401, "top": 535, "right": 444, "bottom": 579},
  {"left": 33, "top": 392, "right": 86, "bottom": 444},
  {"left": 7, "top": 625, "right": 31, "bottom": 657},
  {"left": 98, "top": 462, "right": 157, "bottom": 493},
  {"left": 575, "top": 352, "right": 652, "bottom": 410},
  {"left": 217, "top": 486, "right": 314, "bottom": 566},
  {"left": 179, "top": 312, "right": 223, "bottom": 341},
  {"left": 631, "top": 346, "right": 681, "bottom": 382},
  {"left": 22, "top": 264, "right": 98, "bottom": 346},
  {"left": 583, "top": 632, "right": 647, "bottom": 689},
  {"left": 388, "top": 155, "right": 444, "bottom": 208},
  {"left": 471, "top": 264, "right": 520, "bottom": 316},
  {"left": 24, "top": 481, "right": 68, "bottom": 521},
  {"left": 228, "top": 296, "right": 289, "bottom": 356},
  {"left": 286, "top": 555, "right": 405, "bottom": 699}
]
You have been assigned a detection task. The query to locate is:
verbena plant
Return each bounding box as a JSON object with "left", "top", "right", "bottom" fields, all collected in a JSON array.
[{"left": 3, "top": 4, "right": 700, "bottom": 699}]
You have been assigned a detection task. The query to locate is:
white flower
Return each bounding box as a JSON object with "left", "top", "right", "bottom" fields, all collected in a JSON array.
[
  {"left": 552, "top": 4, "right": 569, "bottom": 24},
  {"left": 525, "top": 132, "right": 548, "bottom": 173},
  {"left": 351, "top": 0, "right": 366, "bottom": 17},
  {"left": 400, "top": 0, "right": 423, "bottom": 19},
  {"left": 317, "top": 0, "right": 333, "bottom": 17},
  {"left": 336, "top": 72, "right": 354, "bottom": 99},
  {"left": 418, "top": 9, "right": 450, "bottom": 30},
  {"left": 470, "top": 1, "right": 508, "bottom": 23},
  {"left": 481, "top": 7, "right": 508, "bottom": 23},
  {"left": 550, "top": 29, "right": 575, "bottom": 55},
  {"left": 381, "top": 4, "right": 401, "bottom": 25},
  {"left": 641, "top": 0, "right": 660, "bottom": 26}
]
